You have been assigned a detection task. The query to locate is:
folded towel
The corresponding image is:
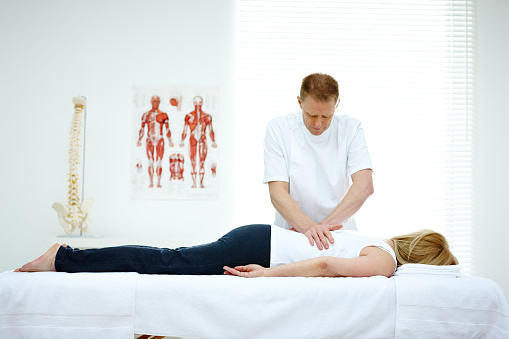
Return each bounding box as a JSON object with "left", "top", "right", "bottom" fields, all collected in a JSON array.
[{"left": 394, "top": 264, "right": 461, "bottom": 277}]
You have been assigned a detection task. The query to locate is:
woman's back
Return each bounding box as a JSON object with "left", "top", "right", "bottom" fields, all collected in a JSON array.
[{"left": 270, "top": 226, "right": 397, "bottom": 270}]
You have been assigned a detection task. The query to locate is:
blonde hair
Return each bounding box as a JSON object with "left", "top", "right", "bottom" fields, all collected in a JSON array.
[{"left": 390, "top": 229, "right": 459, "bottom": 268}]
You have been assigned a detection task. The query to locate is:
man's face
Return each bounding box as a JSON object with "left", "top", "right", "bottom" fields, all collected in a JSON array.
[
  {"left": 151, "top": 96, "right": 160, "bottom": 109},
  {"left": 299, "top": 95, "right": 338, "bottom": 136},
  {"left": 193, "top": 96, "right": 203, "bottom": 107}
]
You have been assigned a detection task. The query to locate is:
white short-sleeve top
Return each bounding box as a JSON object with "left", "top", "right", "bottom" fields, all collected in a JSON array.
[
  {"left": 270, "top": 226, "right": 397, "bottom": 268},
  {"left": 263, "top": 112, "right": 372, "bottom": 230}
]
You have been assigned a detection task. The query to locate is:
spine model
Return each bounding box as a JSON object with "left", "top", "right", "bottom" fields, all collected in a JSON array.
[{"left": 52, "top": 96, "right": 94, "bottom": 235}]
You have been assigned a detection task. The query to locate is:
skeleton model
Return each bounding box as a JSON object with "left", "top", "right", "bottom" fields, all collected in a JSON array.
[{"left": 52, "top": 96, "right": 94, "bottom": 235}]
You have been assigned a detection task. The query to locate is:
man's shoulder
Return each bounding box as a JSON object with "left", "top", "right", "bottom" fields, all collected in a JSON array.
[
  {"left": 268, "top": 112, "right": 294, "bottom": 123},
  {"left": 267, "top": 112, "right": 302, "bottom": 130},
  {"left": 156, "top": 112, "right": 169, "bottom": 122},
  {"left": 335, "top": 114, "right": 362, "bottom": 130},
  {"left": 141, "top": 110, "right": 155, "bottom": 120},
  {"left": 202, "top": 112, "right": 213, "bottom": 121}
]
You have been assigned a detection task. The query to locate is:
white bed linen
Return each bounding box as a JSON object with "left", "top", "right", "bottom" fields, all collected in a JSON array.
[
  {"left": 0, "top": 270, "right": 136, "bottom": 339},
  {"left": 2, "top": 270, "right": 509, "bottom": 338},
  {"left": 394, "top": 275, "right": 509, "bottom": 338},
  {"left": 134, "top": 274, "right": 396, "bottom": 339}
]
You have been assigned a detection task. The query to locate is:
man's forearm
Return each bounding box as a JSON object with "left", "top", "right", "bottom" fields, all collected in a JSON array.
[
  {"left": 268, "top": 181, "right": 345, "bottom": 250},
  {"left": 320, "top": 169, "right": 374, "bottom": 226},
  {"left": 268, "top": 181, "right": 317, "bottom": 232}
]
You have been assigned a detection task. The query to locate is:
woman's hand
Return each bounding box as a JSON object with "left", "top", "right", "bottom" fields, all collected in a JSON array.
[{"left": 223, "top": 264, "right": 268, "bottom": 278}]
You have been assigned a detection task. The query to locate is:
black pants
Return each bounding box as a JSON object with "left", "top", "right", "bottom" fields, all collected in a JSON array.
[{"left": 55, "top": 224, "right": 271, "bottom": 275}]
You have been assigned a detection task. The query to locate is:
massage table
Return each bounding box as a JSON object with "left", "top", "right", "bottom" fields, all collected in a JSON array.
[{"left": 1, "top": 265, "right": 508, "bottom": 338}]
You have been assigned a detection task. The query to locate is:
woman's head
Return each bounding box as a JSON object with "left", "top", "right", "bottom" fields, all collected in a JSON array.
[{"left": 390, "top": 229, "right": 459, "bottom": 267}]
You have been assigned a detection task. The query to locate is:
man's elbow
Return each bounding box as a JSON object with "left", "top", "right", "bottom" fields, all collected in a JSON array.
[
  {"left": 268, "top": 182, "right": 288, "bottom": 203},
  {"left": 352, "top": 170, "right": 374, "bottom": 199},
  {"left": 358, "top": 180, "right": 374, "bottom": 200},
  {"left": 365, "top": 181, "right": 374, "bottom": 198},
  {"left": 269, "top": 189, "right": 279, "bottom": 205}
]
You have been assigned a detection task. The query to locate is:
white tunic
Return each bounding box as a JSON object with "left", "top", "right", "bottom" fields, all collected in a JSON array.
[
  {"left": 263, "top": 112, "right": 372, "bottom": 230},
  {"left": 270, "top": 226, "right": 396, "bottom": 268}
]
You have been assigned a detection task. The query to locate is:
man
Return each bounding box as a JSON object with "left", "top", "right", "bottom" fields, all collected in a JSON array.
[
  {"left": 179, "top": 96, "right": 217, "bottom": 188},
  {"left": 137, "top": 95, "right": 174, "bottom": 188},
  {"left": 264, "top": 73, "right": 374, "bottom": 250}
]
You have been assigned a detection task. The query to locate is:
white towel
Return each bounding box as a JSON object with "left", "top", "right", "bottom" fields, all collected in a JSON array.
[
  {"left": 394, "top": 263, "right": 461, "bottom": 277},
  {"left": 0, "top": 270, "right": 137, "bottom": 339},
  {"left": 134, "top": 275, "right": 397, "bottom": 339},
  {"left": 394, "top": 275, "right": 509, "bottom": 338}
]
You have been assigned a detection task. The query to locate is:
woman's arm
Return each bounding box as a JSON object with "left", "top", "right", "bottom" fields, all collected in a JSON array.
[{"left": 224, "top": 249, "right": 395, "bottom": 278}]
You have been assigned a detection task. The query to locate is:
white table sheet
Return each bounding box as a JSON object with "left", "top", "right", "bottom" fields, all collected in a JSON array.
[{"left": 2, "top": 269, "right": 508, "bottom": 338}]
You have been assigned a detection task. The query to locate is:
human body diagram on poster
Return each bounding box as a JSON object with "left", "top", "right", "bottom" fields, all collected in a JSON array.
[{"left": 132, "top": 86, "right": 219, "bottom": 200}]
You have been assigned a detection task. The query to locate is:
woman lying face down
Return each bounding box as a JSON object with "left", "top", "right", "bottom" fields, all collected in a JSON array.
[{"left": 15, "top": 224, "right": 458, "bottom": 278}]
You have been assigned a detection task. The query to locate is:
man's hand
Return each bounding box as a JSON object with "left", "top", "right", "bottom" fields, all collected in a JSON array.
[
  {"left": 305, "top": 224, "right": 343, "bottom": 250},
  {"left": 223, "top": 264, "right": 267, "bottom": 278}
]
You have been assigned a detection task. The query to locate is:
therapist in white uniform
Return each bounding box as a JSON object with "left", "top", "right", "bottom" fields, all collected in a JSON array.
[{"left": 264, "top": 73, "right": 374, "bottom": 250}]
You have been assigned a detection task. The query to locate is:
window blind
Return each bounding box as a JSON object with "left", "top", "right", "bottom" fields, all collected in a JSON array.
[{"left": 234, "top": 0, "right": 476, "bottom": 273}]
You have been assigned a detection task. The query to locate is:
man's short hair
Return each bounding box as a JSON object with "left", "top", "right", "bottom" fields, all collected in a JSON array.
[{"left": 300, "top": 73, "right": 339, "bottom": 103}]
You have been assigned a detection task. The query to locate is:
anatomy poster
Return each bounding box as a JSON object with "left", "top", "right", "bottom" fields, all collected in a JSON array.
[{"left": 131, "top": 85, "right": 220, "bottom": 200}]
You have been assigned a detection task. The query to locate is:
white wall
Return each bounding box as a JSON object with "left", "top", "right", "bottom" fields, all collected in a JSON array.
[
  {"left": 0, "top": 0, "right": 237, "bottom": 270},
  {"left": 475, "top": 0, "right": 509, "bottom": 301},
  {"left": 0, "top": 0, "right": 508, "bottom": 303}
]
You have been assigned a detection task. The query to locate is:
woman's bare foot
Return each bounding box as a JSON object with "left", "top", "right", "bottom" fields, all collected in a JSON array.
[{"left": 14, "top": 243, "right": 61, "bottom": 272}]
